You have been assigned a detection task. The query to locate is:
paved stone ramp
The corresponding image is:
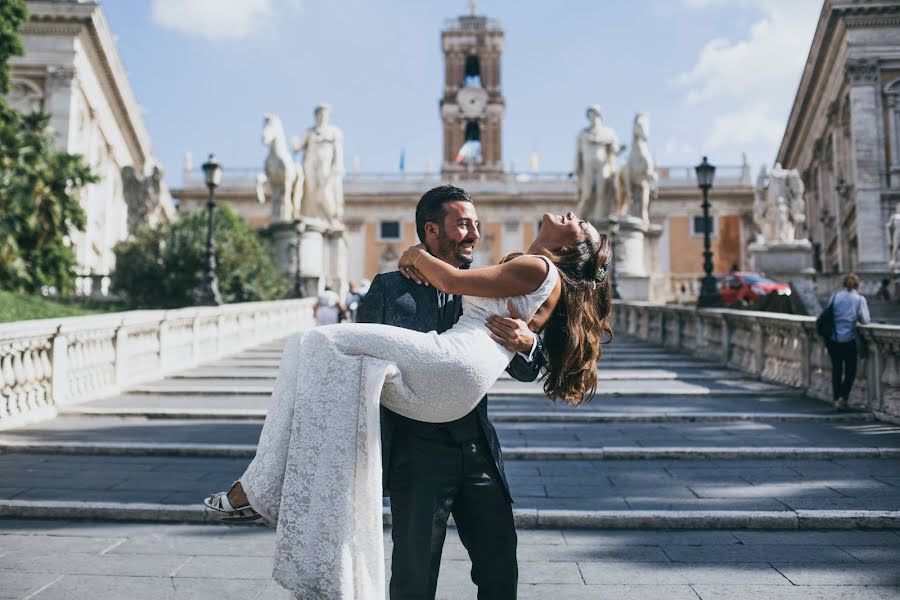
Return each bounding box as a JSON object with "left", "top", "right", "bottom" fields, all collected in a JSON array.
[{"left": 1, "top": 336, "right": 899, "bottom": 598}]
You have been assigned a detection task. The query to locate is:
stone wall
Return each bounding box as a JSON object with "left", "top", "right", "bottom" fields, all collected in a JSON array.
[
  {"left": 616, "top": 301, "right": 900, "bottom": 421},
  {"left": 0, "top": 299, "right": 315, "bottom": 430}
]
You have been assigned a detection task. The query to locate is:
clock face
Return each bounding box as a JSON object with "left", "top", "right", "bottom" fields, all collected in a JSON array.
[{"left": 456, "top": 86, "right": 488, "bottom": 118}]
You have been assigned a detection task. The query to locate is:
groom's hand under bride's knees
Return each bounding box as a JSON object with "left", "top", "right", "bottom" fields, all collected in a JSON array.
[{"left": 486, "top": 300, "right": 536, "bottom": 354}]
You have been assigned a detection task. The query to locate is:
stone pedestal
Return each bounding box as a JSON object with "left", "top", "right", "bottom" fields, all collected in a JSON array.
[
  {"left": 263, "top": 218, "right": 336, "bottom": 298},
  {"left": 599, "top": 216, "right": 652, "bottom": 301},
  {"left": 749, "top": 240, "right": 821, "bottom": 314},
  {"left": 749, "top": 240, "right": 815, "bottom": 274},
  {"left": 617, "top": 275, "right": 652, "bottom": 301},
  {"left": 324, "top": 226, "right": 348, "bottom": 295},
  {"left": 264, "top": 220, "right": 302, "bottom": 279},
  {"left": 298, "top": 219, "right": 328, "bottom": 297}
]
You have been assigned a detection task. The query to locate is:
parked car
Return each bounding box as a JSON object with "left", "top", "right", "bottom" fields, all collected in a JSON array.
[{"left": 718, "top": 272, "right": 791, "bottom": 306}]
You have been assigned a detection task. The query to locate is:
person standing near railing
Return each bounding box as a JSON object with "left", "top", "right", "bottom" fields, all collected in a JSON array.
[{"left": 823, "top": 274, "right": 871, "bottom": 408}]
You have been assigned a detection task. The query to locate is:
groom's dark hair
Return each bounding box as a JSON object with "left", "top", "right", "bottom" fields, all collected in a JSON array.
[{"left": 415, "top": 185, "right": 473, "bottom": 243}]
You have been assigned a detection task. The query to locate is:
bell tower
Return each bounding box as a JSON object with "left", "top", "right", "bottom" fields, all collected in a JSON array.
[{"left": 440, "top": 2, "right": 504, "bottom": 178}]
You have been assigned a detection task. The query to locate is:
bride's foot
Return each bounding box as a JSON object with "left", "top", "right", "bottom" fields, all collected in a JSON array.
[
  {"left": 226, "top": 481, "right": 248, "bottom": 507},
  {"left": 204, "top": 480, "right": 261, "bottom": 522}
]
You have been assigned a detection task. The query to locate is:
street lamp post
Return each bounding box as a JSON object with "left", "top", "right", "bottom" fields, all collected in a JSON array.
[
  {"left": 607, "top": 217, "right": 622, "bottom": 300},
  {"left": 695, "top": 156, "right": 720, "bottom": 308},
  {"left": 195, "top": 154, "right": 224, "bottom": 306}
]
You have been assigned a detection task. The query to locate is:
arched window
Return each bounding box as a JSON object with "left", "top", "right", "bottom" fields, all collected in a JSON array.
[
  {"left": 455, "top": 121, "right": 482, "bottom": 164},
  {"left": 464, "top": 54, "right": 482, "bottom": 87},
  {"left": 464, "top": 120, "right": 480, "bottom": 142}
]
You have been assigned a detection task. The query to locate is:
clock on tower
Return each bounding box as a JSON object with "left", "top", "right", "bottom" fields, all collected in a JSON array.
[{"left": 440, "top": 5, "right": 505, "bottom": 178}]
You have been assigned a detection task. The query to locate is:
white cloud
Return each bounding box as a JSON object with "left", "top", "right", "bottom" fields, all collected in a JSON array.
[
  {"left": 675, "top": 0, "right": 820, "bottom": 152},
  {"left": 151, "top": 0, "right": 300, "bottom": 41}
]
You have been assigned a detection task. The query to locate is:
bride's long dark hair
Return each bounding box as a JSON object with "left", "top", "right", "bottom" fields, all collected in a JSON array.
[{"left": 506, "top": 233, "right": 613, "bottom": 405}]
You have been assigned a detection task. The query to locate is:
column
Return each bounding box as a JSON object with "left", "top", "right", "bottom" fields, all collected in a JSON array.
[{"left": 846, "top": 58, "right": 889, "bottom": 271}]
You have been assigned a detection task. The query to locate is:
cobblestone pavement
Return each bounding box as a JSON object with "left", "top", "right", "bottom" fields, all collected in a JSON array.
[
  {"left": 0, "top": 336, "right": 899, "bottom": 598},
  {"left": 0, "top": 521, "right": 898, "bottom": 599}
]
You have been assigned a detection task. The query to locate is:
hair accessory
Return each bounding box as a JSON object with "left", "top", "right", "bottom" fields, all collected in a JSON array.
[{"left": 595, "top": 265, "right": 607, "bottom": 283}]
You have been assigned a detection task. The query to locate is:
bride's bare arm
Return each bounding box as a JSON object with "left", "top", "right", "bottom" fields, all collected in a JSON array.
[{"left": 398, "top": 244, "right": 548, "bottom": 298}]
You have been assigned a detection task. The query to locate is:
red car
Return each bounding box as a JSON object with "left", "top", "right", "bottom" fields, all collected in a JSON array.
[{"left": 718, "top": 272, "right": 791, "bottom": 306}]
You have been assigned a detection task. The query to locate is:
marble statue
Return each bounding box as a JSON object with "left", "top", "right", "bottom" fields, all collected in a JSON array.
[
  {"left": 574, "top": 105, "right": 619, "bottom": 223},
  {"left": 753, "top": 163, "right": 807, "bottom": 244},
  {"left": 261, "top": 114, "right": 302, "bottom": 223},
  {"left": 121, "top": 165, "right": 163, "bottom": 236},
  {"left": 888, "top": 204, "right": 900, "bottom": 271},
  {"left": 615, "top": 112, "right": 657, "bottom": 222},
  {"left": 295, "top": 103, "right": 345, "bottom": 224}
]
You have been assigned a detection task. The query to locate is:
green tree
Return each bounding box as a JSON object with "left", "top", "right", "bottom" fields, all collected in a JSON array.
[
  {"left": 112, "top": 205, "right": 290, "bottom": 308},
  {"left": 0, "top": 0, "right": 96, "bottom": 295}
]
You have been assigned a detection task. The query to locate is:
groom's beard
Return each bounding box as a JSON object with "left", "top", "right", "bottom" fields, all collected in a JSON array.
[{"left": 437, "top": 229, "right": 476, "bottom": 267}]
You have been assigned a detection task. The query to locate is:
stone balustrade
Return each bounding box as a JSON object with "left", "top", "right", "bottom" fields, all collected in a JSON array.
[
  {"left": 0, "top": 299, "right": 315, "bottom": 430},
  {"left": 616, "top": 301, "right": 900, "bottom": 421}
]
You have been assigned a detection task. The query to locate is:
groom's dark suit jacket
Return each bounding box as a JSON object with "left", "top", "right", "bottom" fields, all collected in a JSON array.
[{"left": 357, "top": 271, "right": 547, "bottom": 501}]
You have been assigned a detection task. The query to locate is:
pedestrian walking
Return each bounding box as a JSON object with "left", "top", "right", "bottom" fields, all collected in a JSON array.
[
  {"left": 313, "top": 286, "right": 343, "bottom": 326},
  {"left": 345, "top": 281, "right": 363, "bottom": 322},
  {"left": 820, "top": 274, "right": 871, "bottom": 408}
]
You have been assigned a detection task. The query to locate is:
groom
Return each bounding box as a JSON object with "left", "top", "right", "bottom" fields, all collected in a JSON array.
[{"left": 357, "top": 185, "right": 546, "bottom": 600}]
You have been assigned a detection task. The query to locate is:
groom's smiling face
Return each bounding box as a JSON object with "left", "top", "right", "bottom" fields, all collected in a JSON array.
[{"left": 426, "top": 200, "right": 479, "bottom": 268}]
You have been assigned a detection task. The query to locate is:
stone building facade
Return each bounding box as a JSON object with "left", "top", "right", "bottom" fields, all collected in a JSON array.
[
  {"left": 777, "top": 0, "right": 900, "bottom": 293},
  {"left": 174, "top": 166, "right": 755, "bottom": 303},
  {"left": 172, "top": 5, "right": 756, "bottom": 303},
  {"left": 7, "top": 0, "right": 174, "bottom": 295}
]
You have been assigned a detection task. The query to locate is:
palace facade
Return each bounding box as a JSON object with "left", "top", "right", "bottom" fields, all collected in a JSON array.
[
  {"left": 7, "top": 0, "right": 175, "bottom": 295},
  {"left": 777, "top": 0, "right": 900, "bottom": 295}
]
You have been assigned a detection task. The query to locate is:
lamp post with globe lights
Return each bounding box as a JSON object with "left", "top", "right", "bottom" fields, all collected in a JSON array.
[
  {"left": 194, "top": 154, "right": 224, "bottom": 306},
  {"left": 695, "top": 156, "right": 721, "bottom": 308}
]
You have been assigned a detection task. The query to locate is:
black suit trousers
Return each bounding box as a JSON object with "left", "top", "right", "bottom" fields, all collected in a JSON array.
[{"left": 388, "top": 428, "right": 517, "bottom": 600}]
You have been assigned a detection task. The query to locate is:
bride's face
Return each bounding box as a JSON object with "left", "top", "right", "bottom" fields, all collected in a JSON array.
[{"left": 538, "top": 212, "right": 597, "bottom": 248}]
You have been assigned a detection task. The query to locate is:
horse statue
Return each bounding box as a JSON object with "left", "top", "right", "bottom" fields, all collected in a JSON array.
[
  {"left": 615, "top": 113, "right": 657, "bottom": 223},
  {"left": 261, "top": 114, "right": 303, "bottom": 223}
]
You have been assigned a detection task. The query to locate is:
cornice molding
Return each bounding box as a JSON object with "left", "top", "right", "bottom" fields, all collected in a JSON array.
[{"left": 845, "top": 15, "right": 900, "bottom": 28}]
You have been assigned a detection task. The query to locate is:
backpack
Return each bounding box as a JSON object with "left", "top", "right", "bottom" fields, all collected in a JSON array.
[{"left": 815, "top": 296, "right": 835, "bottom": 339}]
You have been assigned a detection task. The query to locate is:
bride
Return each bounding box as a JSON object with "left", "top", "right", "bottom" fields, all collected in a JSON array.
[{"left": 204, "top": 211, "right": 613, "bottom": 599}]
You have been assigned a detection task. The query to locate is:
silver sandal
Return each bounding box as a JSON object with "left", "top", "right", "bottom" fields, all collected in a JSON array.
[{"left": 204, "top": 481, "right": 262, "bottom": 523}]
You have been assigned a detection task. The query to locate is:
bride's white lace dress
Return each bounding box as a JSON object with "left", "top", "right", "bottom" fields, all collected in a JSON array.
[{"left": 240, "top": 256, "right": 558, "bottom": 599}]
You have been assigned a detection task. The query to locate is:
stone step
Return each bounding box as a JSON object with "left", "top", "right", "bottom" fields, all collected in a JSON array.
[
  {"left": 3, "top": 453, "right": 897, "bottom": 514},
  {"left": 1, "top": 500, "right": 897, "bottom": 530},
  {"left": 173, "top": 367, "right": 747, "bottom": 381},
  {"left": 125, "top": 378, "right": 791, "bottom": 397},
  {"left": 14, "top": 416, "right": 897, "bottom": 449},
  {"left": 66, "top": 391, "right": 832, "bottom": 416},
  {"left": 57, "top": 407, "right": 875, "bottom": 423},
  {"left": 2, "top": 440, "right": 898, "bottom": 460}
]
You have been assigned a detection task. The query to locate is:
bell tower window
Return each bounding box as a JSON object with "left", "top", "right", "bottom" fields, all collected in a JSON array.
[
  {"left": 464, "top": 55, "right": 482, "bottom": 87},
  {"left": 456, "top": 121, "right": 482, "bottom": 164}
]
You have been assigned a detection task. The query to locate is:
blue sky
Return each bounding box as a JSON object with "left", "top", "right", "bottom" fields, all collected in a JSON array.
[{"left": 101, "top": 0, "right": 822, "bottom": 184}]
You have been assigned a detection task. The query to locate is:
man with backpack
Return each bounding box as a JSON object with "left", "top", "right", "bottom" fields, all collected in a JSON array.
[{"left": 818, "top": 274, "right": 871, "bottom": 408}]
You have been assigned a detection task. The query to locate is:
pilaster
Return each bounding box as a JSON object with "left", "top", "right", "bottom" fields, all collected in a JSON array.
[{"left": 846, "top": 58, "right": 889, "bottom": 270}]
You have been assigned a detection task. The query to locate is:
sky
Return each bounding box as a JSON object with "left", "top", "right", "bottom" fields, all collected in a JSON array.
[{"left": 99, "top": 0, "right": 823, "bottom": 185}]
